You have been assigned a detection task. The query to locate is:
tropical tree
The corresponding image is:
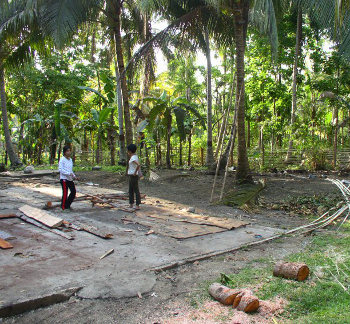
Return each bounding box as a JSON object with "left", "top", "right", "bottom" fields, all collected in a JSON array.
[
  {"left": 142, "top": 90, "right": 205, "bottom": 168},
  {"left": 1, "top": 0, "right": 135, "bottom": 148},
  {"left": 0, "top": 0, "right": 29, "bottom": 166}
]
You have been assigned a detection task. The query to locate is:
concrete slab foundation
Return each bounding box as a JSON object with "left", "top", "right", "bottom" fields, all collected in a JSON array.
[{"left": 0, "top": 176, "right": 283, "bottom": 318}]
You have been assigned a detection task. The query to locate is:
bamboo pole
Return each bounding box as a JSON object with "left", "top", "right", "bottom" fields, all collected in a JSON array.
[
  {"left": 210, "top": 79, "right": 236, "bottom": 203},
  {"left": 219, "top": 83, "right": 243, "bottom": 201}
]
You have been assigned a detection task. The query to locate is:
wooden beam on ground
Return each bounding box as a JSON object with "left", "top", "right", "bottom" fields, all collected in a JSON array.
[
  {"left": 0, "top": 213, "right": 16, "bottom": 219},
  {"left": 17, "top": 213, "right": 74, "bottom": 240},
  {"left": 72, "top": 221, "right": 113, "bottom": 239},
  {"left": 0, "top": 238, "right": 13, "bottom": 249},
  {"left": 19, "top": 205, "right": 63, "bottom": 228}
]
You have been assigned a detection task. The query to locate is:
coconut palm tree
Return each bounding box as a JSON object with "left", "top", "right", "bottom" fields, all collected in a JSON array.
[
  {"left": 133, "top": 0, "right": 236, "bottom": 169},
  {"left": 0, "top": 0, "right": 44, "bottom": 166}
]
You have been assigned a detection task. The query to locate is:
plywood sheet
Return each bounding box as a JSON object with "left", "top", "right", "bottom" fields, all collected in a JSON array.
[
  {"left": 19, "top": 205, "right": 63, "bottom": 228},
  {"left": 140, "top": 205, "right": 248, "bottom": 229},
  {"left": 123, "top": 212, "right": 225, "bottom": 239}
]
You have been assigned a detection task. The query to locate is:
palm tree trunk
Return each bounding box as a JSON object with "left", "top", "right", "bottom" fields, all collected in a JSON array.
[
  {"left": 112, "top": 2, "right": 133, "bottom": 146},
  {"left": 334, "top": 64, "right": 340, "bottom": 168},
  {"left": 0, "top": 63, "right": 21, "bottom": 166},
  {"left": 286, "top": 7, "right": 302, "bottom": 163},
  {"left": 166, "top": 114, "right": 172, "bottom": 169},
  {"left": 205, "top": 28, "right": 214, "bottom": 166},
  {"left": 179, "top": 141, "right": 183, "bottom": 166},
  {"left": 108, "top": 112, "right": 116, "bottom": 166},
  {"left": 188, "top": 130, "right": 192, "bottom": 166},
  {"left": 114, "top": 59, "right": 127, "bottom": 165},
  {"left": 50, "top": 125, "right": 57, "bottom": 165},
  {"left": 234, "top": 0, "right": 252, "bottom": 183},
  {"left": 140, "top": 13, "right": 154, "bottom": 97}
]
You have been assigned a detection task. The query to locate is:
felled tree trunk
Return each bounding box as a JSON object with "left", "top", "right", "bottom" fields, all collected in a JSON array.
[
  {"left": 273, "top": 261, "right": 309, "bottom": 281},
  {"left": 209, "top": 283, "right": 241, "bottom": 305}
]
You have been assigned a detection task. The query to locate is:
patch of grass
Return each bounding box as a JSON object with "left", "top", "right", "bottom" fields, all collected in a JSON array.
[
  {"left": 208, "top": 232, "right": 350, "bottom": 323},
  {"left": 34, "top": 164, "right": 125, "bottom": 173},
  {"left": 189, "top": 279, "right": 213, "bottom": 308},
  {"left": 74, "top": 165, "right": 125, "bottom": 173}
]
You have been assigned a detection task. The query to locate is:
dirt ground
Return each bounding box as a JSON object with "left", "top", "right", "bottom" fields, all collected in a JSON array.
[{"left": 1, "top": 169, "right": 342, "bottom": 323}]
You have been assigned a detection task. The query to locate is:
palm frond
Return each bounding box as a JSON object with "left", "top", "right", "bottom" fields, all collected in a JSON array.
[
  {"left": 249, "top": 0, "right": 278, "bottom": 57},
  {"left": 40, "top": 0, "right": 98, "bottom": 46}
]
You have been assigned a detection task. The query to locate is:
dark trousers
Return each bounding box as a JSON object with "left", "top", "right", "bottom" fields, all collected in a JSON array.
[
  {"left": 129, "top": 175, "right": 141, "bottom": 205},
  {"left": 60, "top": 179, "right": 76, "bottom": 210}
]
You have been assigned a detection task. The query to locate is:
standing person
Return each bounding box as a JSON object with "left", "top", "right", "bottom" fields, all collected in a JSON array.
[
  {"left": 59, "top": 146, "right": 77, "bottom": 211},
  {"left": 127, "top": 144, "right": 141, "bottom": 210}
]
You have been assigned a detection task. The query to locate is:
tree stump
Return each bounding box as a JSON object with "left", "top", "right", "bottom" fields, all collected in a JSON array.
[
  {"left": 273, "top": 261, "right": 309, "bottom": 281},
  {"left": 209, "top": 283, "right": 241, "bottom": 305},
  {"left": 234, "top": 291, "right": 259, "bottom": 313}
]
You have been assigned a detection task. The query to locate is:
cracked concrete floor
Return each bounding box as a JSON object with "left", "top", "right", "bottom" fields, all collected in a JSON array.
[{"left": 0, "top": 172, "right": 282, "bottom": 319}]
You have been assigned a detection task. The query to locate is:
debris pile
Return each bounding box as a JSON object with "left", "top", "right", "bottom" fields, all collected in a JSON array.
[{"left": 45, "top": 193, "right": 146, "bottom": 210}]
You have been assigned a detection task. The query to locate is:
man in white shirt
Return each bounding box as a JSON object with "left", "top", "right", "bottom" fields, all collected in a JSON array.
[{"left": 58, "top": 146, "right": 77, "bottom": 210}]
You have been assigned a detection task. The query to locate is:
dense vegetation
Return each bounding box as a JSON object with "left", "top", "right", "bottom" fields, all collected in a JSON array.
[{"left": 2, "top": 1, "right": 350, "bottom": 179}]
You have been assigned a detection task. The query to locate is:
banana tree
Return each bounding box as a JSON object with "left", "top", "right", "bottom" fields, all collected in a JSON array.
[
  {"left": 90, "top": 107, "right": 113, "bottom": 164},
  {"left": 51, "top": 98, "right": 78, "bottom": 164},
  {"left": 141, "top": 91, "right": 205, "bottom": 169},
  {"left": 78, "top": 85, "right": 115, "bottom": 164}
]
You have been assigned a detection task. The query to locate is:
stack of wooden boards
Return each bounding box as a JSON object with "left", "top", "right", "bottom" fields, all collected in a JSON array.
[
  {"left": 209, "top": 261, "right": 310, "bottom": 313},
  {"left": 0, "top": 205, "right": 113, "bottom": 249}
]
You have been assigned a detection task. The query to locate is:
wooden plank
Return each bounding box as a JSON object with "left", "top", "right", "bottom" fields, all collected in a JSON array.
[
  {"left": 17, "top": 213, "right": 74, "bottom": 240},
  {"left": 19, "top": 205, "right": 63, "bottom": 228},
  {"left": 72, "top": 221, "right": 113, "bottom": 239},
  {"left": 0, "top": 237, "right": 13, "bottom": 249},
  {"left": 0, "top": 213, "right": 16, "bottom": 219}
]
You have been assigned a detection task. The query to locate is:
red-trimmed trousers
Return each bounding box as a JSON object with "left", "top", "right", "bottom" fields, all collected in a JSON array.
[{"left": 60, "top": 179, "right": 76, "bottom": 210}]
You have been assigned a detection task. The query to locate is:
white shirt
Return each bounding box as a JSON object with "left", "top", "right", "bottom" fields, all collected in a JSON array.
[
  {"left": 128, "top": 155, "right": 139, "bottom": 175},
  {"left": 59, "top": 156, "right": 75, "bottom": 181}
]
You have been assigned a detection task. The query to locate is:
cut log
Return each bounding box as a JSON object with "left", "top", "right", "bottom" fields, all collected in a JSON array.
[
  {"left": 19, "top": 205, "right": 63, "bottom": 228},
  {"left": 0, "top": 238, "right": 13, "bottom": 249},
  {"left": 232, "top": 289, "right": 254, "bottom": 308},
  {"left": 209, "top": 283, "right": 241, "bottom": 305},
  {"left": 273, "top": 261, "right": 309, "bottom": 281},
  {"left": 0, "top": 213, "right": 16, "bottom": 219},
  {"left": 235, "top": 292, "right": 259, "bottom": 313}
]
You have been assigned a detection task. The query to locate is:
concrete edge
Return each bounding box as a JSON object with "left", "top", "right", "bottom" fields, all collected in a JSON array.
[{"left": 0, "top": 287, "right": 83, "bottom": 319}]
